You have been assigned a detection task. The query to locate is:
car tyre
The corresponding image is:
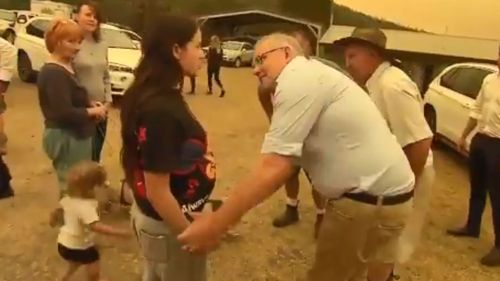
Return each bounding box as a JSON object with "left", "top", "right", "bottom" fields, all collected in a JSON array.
[
  {"left": 234, "top": 58, "right": 242, "bottom": 68},
  {"left": 424, "top": 105, "right": 437, "bottom": 141},
  {"left": 18, "top": 51, "right": 37, "bottom": 83}
]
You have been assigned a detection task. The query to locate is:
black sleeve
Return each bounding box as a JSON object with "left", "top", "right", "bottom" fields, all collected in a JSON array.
[
  {"left": 41, "top": 68, "right": 89, "bottom": 126},
  {"left": 140, "top": 108, "right": 182, "bottom": 173}
]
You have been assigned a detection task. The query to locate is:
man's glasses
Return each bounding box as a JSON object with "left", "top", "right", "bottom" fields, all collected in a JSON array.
[{"left": 254, "top": 47, "right": 287, "bottom": 66}]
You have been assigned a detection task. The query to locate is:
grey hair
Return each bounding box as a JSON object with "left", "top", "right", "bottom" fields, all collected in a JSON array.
[{"left": 256, "top": 33, "right": 305, "bottom": 56}]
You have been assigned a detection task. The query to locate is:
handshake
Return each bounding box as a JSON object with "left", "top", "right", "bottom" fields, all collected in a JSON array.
[{"left": 87, "top": 101, "right": 109, "bottom": 121}]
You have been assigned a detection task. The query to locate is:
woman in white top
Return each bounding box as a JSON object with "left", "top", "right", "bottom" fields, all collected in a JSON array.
[{"left": 74, "top": 1, "right": 112, "bottom": 163}]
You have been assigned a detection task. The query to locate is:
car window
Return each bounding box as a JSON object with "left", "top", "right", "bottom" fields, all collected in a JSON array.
[
  {"left": 26, "top": 19, "right": 51, "bottom": 39},
  {"left": 124, "top": 30, "right": 141, "bottom": 41},
  {"left": 222, "top": 42, "right": 242, "bottom": 51},
  {"left": 441, "top": 67, "right": 493, "bottom": 99},
  {"left": 102, "top": 28, "right": 137, "bottom": 49},
  {"left": 0, "top": 10, "right": 15, "bottom": 22}
]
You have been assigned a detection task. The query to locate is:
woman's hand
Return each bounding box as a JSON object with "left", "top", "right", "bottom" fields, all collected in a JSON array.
[{"left": 87, "top": 103, "right": 107, "bottom": 120}]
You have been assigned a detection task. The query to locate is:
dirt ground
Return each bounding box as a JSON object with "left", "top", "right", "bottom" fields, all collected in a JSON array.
[{"left": 1, "top": 67, "right": 500, "bottom": 281}]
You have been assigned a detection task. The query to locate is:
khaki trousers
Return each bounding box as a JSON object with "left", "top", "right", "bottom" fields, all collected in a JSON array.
[
  {"left": 131, "top": 205, "right": 207, "bottom": 281},
  {"left": 308, "top": 196, "right": 413, "bottom": 281},
  {"left": 397, "top": 165, "right": 435, "bottom": 263}
]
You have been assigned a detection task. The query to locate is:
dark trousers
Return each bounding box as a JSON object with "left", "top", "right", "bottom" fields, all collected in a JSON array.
[
  {"left": 466, "top": 133, "right": 500, "bottom": 247},
  {"left": 207, "top": 67, "right": 223, "bottom": 92},
  {"left": 92, "top": 119, "right": 107, "bottom": 163},
  {"left": 0, "top": 155, "right": 13, "bottom": 198},
  {"left": 180, "top": 76, "right": 196, "bottom": 93}
]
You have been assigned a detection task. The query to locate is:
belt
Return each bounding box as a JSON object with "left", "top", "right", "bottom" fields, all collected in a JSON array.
[{"left": 344, "top": 190, "right": 414, "bottom": 206}]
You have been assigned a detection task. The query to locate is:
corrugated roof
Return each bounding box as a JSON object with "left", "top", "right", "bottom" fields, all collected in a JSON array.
[
  {"left": 321, "top": 25, "right": 499, "bottom": 62},
  {"left": 197, "top": 10, "right": 322, "bottom": 34}
]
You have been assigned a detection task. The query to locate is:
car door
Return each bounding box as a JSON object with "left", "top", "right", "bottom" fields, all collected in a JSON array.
[
  {"left": 434, "top": 66, "right": 492, "bottom": 145},
  {"left": 241, "top": 43, "right": 254, "bottom": 64},
  {"left": 16, "top": 19, "right": 50, "bottom": 71},
  {"left": 448, "top": 67, "right": 493, "bottom": 149},
  {"left": 426, "top": 67, "right": 460, "bottom": 139}
]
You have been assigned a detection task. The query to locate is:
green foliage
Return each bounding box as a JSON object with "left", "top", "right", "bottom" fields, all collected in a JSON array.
[
  {"left": 332, "top": 3, "right": 413, "bottom": 30},
  {"left": 0, "top": 0, "right": 30, "bottom": 10},
  {"left": 279, "top": 0, "right": 331, "bottom": 27},
  {"left": 8, "top": 0, "right": 414, "bottom": 32}
]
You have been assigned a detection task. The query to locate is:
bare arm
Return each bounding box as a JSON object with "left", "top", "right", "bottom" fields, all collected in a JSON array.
[
  {"left": 403, "top": 137, "right": 432, "bottom": 180},
  {"left": 145, "top": 172, "right": 190, "bottom": 234},
  {"left": 461, "top": 118, "right": 478, "bottom": 139},
  {"left": 90, "top": 221, "right": 130, "bottom": 237},
  {"left": 213, "top": 154, "right": 295, "bottom": 229}
]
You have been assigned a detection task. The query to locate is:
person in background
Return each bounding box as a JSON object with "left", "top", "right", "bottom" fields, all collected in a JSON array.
[
  {"left": 120, "top": 15, "right": 215, "bottom": 281},
  {"left": 179, "top": 33, "right": 416, "bottom": 281},
  {"left": 180, "top": 74, "right": 196, "bottom": 94},
  {"left": 207, "top": 35, "right": 225, "bottom": 97},
  {"left": 0, "top": 37, "right": 16, "bottom": 199},
  {"left": 38, "top": 19, "right": 107, "bottom": 198},
  {"left": 335, "top": 27, "right": 434, "bottom": 279},
  {"left": 447, "top": 45, "right": 500, "bottom": 267},
  {"left": 257, "top": 29, "right": 328, "bottom": 238},
  {"left": 53, "top": 161, "right": 130, "bottom": 281},
  {"left": 74, "top": 0, "right": 112, "bottom": 163}
]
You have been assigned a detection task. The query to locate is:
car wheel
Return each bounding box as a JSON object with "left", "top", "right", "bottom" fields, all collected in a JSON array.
[
  {"left": 3, "top": 30, "right": 15, "bottom": 44},
  {"left": 18, "top": 51, "right": 37, "bottom": 83},
  {"left": 424, "top": 105, "right": 437, "bottom": 137},
  {"left": 234, "top": 58, "right": 242, "bottom": 68}
]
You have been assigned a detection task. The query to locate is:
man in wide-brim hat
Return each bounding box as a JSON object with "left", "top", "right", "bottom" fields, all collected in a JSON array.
[{"left": 334, "top": 27, "right": 435, "bottom": 280}]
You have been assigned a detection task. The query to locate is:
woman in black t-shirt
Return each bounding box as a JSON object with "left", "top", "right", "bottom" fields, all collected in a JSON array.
[{"left": 120, "top": 15, "right": 214, "bottom": 281}]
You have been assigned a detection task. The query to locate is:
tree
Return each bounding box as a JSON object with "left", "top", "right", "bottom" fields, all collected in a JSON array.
[
  {"left": 0, "top": 0, "right": 30, "bottom": 10},
  {"left": 280, "top": 0, "right": 331, "bottom": 27}
]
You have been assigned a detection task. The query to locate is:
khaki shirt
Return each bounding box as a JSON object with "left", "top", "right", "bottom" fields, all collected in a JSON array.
[
  {"left": 366, "top": 62, "right": 434, "bottom": 167},
  {"left": 470, "top": 72, "right": 500, "bottom": 138}
]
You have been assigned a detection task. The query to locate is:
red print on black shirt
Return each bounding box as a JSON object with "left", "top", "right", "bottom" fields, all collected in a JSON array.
[{"left": 133, "top": 125, "right": 216, "bottom": 221}]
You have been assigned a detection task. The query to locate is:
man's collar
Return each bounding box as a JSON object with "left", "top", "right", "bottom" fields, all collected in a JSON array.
[
  {"left": 276, "top": 56, "right": 308, "bottom": 84},
  {"left": 366, "top": 61, "right": 391, "bottom": 90}
]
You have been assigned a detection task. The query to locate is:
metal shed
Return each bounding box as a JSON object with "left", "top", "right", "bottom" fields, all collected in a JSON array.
[
  {"left": 319, "top": 25, "right": 499, "bottom": 92},
  {"left": 320, "top": 25, "right": 499, "bottom": 62},
  {"left": 197, "top": 10, "right": 322, "bottom": 53}
]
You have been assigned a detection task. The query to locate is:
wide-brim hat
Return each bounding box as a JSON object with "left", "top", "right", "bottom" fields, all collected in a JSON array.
[{"left": 333, "top": 27, "right": 392, "bottom": 59}]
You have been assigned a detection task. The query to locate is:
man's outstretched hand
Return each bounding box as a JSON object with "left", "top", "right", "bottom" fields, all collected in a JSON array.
[{"left": 178, "top": 213, "right": 225, "bottom": 254}]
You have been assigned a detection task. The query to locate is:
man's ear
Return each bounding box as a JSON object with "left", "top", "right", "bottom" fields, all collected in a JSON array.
[{"left": 173, "top": 44, "right": 182, "bottom": 60}]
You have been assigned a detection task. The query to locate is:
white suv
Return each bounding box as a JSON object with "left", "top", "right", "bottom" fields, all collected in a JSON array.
[
  {"left": 423, "top": 62, "right": 497, "bottom": 152},
  {"left": 221, "top": 41, "right": 254, "bottom": 67},
  {"left": 14, "top": 17, "right": 141, "bottom": 97}
]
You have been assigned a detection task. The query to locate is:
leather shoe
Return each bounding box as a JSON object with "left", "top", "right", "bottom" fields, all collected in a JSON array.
[
  {"left": 446, "top": 226, "right": 479, "bottom": 238},
  {"left": 480, "top": 247, "right": 500, "bottom": 267}
]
